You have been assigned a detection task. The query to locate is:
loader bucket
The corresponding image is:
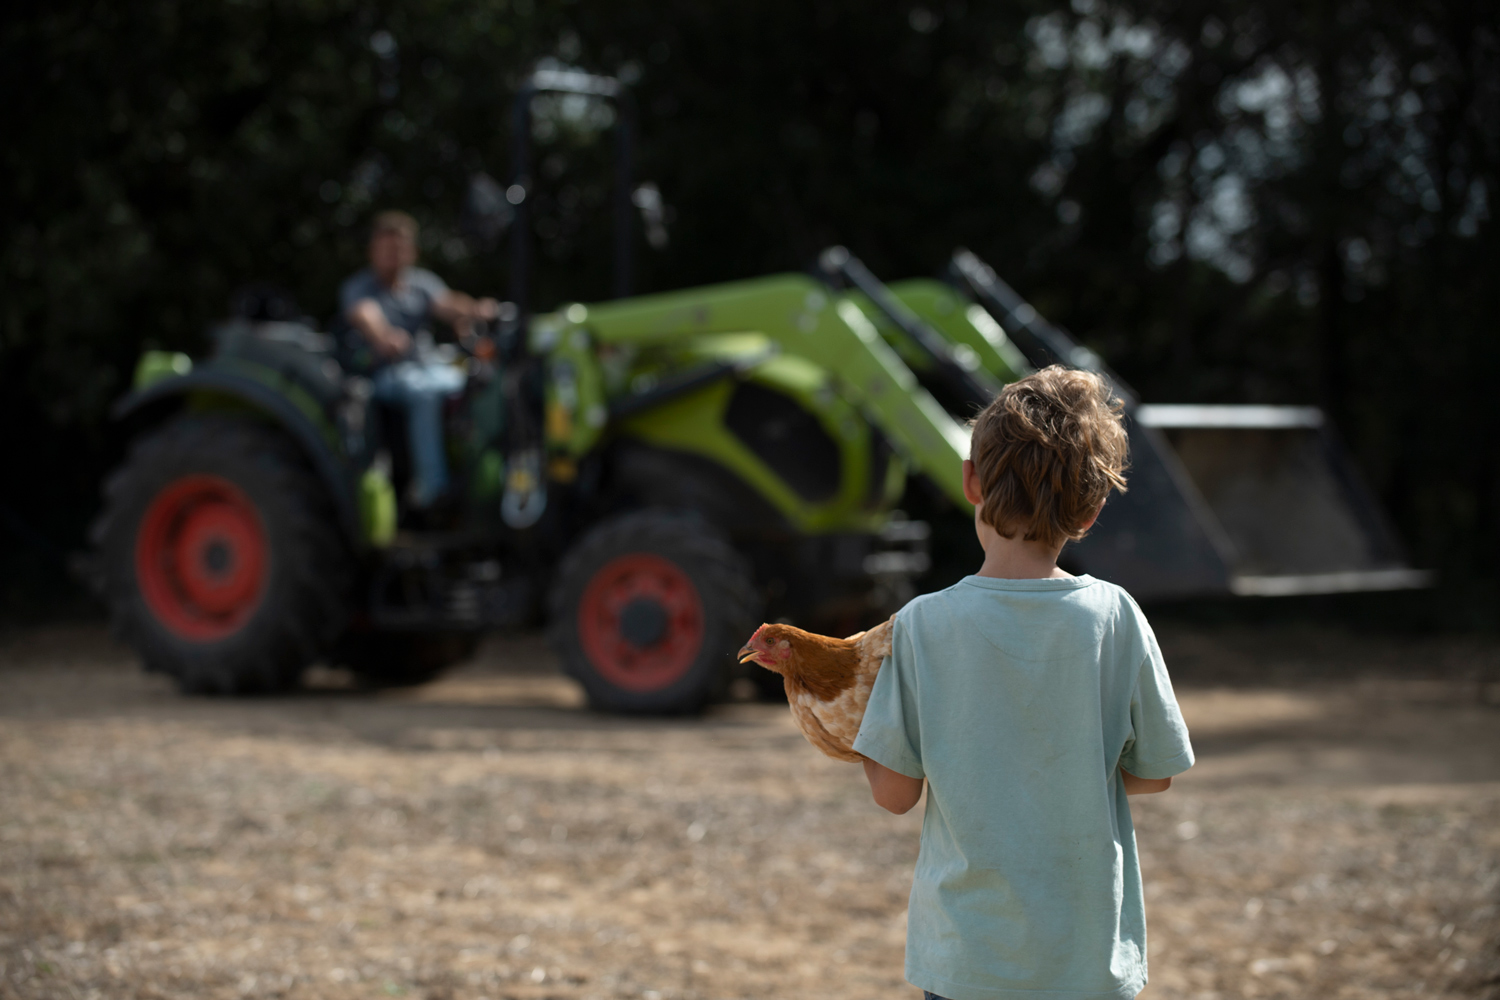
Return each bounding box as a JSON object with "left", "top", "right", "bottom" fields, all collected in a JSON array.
[
  {"left": 947, "top": 249, "right": 1431, "bottom": 601},
  {"left": 1070, "top": 405, "right": 1432, "bottom": 600}
]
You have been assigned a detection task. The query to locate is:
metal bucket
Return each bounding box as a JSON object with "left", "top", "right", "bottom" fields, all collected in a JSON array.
[
  {"left": 1071, "top": 405, "right": 1430, "bottom": 600},
  {"left": 947, "top": 250, "right": 1431, "bottom": 601}
]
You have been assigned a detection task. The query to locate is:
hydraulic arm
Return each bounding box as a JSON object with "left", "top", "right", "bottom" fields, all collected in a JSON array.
[{"left": 573, "top": 273, "right": 975, "bottom": 507}]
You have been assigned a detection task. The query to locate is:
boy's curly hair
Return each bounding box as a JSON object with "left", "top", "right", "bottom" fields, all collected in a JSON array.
[{"left": 969, "top": 365, "right": 1129, "bottom": 548}]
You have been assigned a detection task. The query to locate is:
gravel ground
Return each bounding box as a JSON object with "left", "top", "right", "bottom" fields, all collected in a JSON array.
[{"left": 1, "top": 622, "right": 1498, "bottom": 1000}]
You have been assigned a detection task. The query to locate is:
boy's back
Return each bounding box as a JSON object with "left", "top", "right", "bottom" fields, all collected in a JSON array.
[{"left": 854, "top": 573, "right": 1193, "bottom": 1000}]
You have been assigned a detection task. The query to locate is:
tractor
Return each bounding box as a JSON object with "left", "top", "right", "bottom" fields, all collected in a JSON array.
[{"left": 92, "top": 70, "right": 1425, "bottom": 712}]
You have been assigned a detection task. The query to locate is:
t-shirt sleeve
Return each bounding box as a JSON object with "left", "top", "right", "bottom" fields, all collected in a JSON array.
[
  {"left": 339, "top": 270, "right": 377, "bottom": 315},
  {"left": 852, "top": 618, "right": 924, "bottom": 779},
  {"left": 1118, "top": 622, "right": 1195, "bottom": 780},
  {"left": 410, "top": 267, "right": 450, "bottom": 306}
]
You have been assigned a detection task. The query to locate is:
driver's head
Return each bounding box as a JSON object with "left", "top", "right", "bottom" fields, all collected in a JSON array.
[{"left": 368, "top": 210, "right": 419, "bottom": 284}]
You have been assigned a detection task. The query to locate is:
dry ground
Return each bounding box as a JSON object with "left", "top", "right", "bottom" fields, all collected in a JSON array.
[{"left": 1, "top": 622, "right": 1498, "bottom": 1000}]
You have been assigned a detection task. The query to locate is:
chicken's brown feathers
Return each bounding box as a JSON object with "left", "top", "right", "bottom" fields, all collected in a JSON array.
[
  {"left": 787, "top": 699, "right": 864, "bottom": 763},
  {"left": 852, "top": 617, "right": 894, "bottom": 667},
  {"left": 742, "top": 617, "right": 896, "bottom": 763},
  {"left": 770, "top": 626, "right": 861, "bottom": 700}
]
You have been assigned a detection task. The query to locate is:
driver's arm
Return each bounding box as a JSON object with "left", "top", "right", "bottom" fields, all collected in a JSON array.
[
  {"left": 346, "top": 299, "right": 412, "bottom": 359},
  {"left": 432, "top": 289, "right": 500, "bottom": 343}
]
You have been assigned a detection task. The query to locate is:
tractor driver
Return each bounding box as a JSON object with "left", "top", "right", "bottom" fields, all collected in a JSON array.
[{"left": 341, "top": 210, "right": 499, "bottom": 510}]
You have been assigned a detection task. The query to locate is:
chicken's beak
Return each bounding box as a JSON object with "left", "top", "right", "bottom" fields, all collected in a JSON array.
[{"left": 737, "top": 644, "right": 760, "bottom": 665}]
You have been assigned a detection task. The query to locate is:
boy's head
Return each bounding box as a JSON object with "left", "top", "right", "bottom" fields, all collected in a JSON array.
[{"left": 966, "top": 365, "right": 1129, "bottom": 549}]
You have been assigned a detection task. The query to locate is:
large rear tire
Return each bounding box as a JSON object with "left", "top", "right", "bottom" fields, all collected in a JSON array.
[
  {"left": 92, "top": 415, "right": 353, "bottom": 694},
  {"left": 548, "top": 510, "right": 760, "bottom": 714}
]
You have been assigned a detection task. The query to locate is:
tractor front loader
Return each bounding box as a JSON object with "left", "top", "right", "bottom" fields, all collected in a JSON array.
[{"left": 863, "top": 250, "right": 1430, "bottom": 601}]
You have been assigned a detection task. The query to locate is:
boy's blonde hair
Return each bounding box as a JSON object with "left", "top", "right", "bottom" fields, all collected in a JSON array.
[{"left": 969, "top": 365, "right": 1129, "bottom": 548}]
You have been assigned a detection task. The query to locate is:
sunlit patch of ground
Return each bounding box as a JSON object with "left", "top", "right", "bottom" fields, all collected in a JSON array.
[{"left": 1, "top": 624, "right": 1496, "bottom": 999}]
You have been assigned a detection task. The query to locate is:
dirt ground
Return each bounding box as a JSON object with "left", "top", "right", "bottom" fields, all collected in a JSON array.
[{"left": 2, "top": 622, "right": 1498, "bottom": 1000}]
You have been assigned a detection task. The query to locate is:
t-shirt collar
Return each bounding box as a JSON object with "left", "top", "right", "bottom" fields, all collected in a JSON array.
[{"left": 959, "top": 574, "right": 1098, "bottom": 591}]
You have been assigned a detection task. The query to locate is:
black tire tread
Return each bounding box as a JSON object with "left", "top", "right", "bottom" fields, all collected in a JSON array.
[
  {"left": 91, "top": 414, "right": 353, "bottom": 694},
  {"left": 547, "top": 509, "right": 760, "bottom": 714}
]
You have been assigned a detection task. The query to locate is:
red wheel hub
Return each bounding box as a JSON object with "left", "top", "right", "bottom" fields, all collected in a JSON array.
[
  {"left": 134, "top": 475, "right": 268, "bottom": 641},
  {"left": 577, "top": 553, "right": 705, "bottom": 692}
]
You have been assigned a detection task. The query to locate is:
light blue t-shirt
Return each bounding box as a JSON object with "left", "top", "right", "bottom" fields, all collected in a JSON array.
[{"left": 853, "top": 575, "right": 1194, "bottom": 1000}]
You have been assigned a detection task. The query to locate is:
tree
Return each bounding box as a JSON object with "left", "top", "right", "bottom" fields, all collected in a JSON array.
[{"left": 2, "top": 0, "right": 1496, "bottom": 619}]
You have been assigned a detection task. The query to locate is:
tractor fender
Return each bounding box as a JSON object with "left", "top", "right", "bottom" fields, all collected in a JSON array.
[{"left": 112, "top": 370, "right": 361, "bottom": 546}]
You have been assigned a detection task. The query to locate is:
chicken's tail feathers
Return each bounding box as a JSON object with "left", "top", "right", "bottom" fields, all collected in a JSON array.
[{"left": 804, "top": 727, "right": 865, "bottom": 764}]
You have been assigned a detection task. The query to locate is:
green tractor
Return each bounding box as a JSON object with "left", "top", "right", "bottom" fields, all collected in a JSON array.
[{"left": 93, "top": 70, "right": 1425, "bottom": 712}]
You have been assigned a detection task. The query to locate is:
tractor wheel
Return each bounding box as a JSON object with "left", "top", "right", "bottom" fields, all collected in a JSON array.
[
  {"left": 333, "top": 631, "right": 480, "bottom": 688},
  {"left": 548, "top": 510, "right": 761, "bottom": 714},
  {"left": 92, "top": 414, "right": 353, "bottom": 694}
]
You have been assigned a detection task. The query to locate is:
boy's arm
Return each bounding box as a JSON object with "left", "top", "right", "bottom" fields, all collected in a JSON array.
[
  {"left": 863, "top": 758, "right": 924, "bottom": 814},
  {"left": 1121, "top": 768, "right": 1172, "bottom": 796}
]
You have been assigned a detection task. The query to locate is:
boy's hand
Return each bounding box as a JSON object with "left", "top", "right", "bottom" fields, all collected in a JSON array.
[
  {"left": 1121, "top": 769, "right": 1172, "bottom": 796},
  {"left": 863, "top": 758, "right": 924, "bottom": 814}
]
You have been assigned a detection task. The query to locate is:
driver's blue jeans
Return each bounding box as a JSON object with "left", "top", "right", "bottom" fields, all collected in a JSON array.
[{"left": 373, "top": 361, "right": 466, "bottom": 507}]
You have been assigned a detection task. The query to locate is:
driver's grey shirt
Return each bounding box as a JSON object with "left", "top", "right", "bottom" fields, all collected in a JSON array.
[{"left": 339, "top": 266, "right": 449, "bottom": 335}]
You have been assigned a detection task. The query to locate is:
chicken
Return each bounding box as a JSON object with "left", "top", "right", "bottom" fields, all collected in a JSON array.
[{"left": 737, "top": 618, "right": 894, "bottom": 763}]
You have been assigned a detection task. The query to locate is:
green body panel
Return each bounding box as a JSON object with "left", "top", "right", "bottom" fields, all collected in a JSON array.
[
  {"left": 183, "top": 390, "right": 263, "bottom": 419},
  {"left": 550, "top": 274, "right": 972, "bottom": 512},
  {"left": 133, "top": 350, "right": 193, "bottom": 389},
  {"left": 213, "top": 357, "right": 342, "bottom": 451},
  {"left": 464, "top": 369, "right": 508, "bottom": 503},
  {"left": 470, "top": 449, "right": 505, "bottom": 501},
  {"left": 886, "top": 279, "right": 1033, "bottom": 383},
  {"left": 359, "top": 466, "right": 398, "bottom": 546},
  {"left": 617, "top": 351, "right": 898, "bottom": 533},
  {"left": 539, "top": 321, "right": 609, "bottom": 458}
]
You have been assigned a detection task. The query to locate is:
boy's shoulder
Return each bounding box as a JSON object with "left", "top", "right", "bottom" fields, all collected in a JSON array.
[
  {"left": 889, "top": 579, "right": 979, "bottom": 630},
  {"left": 893, "top": 575, "right": 1151, "bottom": 641},
  {"left": 896, "top": 573, "right": 1138, "bottom": 606}
]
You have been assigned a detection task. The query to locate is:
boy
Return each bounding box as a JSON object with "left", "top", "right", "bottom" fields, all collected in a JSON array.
[{"left": 853, "top": 365, "right": 1194, "bottom": 1000}]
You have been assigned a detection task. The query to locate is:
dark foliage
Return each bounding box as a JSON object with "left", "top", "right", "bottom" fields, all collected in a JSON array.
[{"left": 2, "top": 0, "right": 1496, "bottom": 623}]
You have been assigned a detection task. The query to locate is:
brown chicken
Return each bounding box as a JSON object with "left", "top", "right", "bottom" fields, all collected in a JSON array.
[{"left": 737, "top": 618, "right": 894, "bottom": 763}]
